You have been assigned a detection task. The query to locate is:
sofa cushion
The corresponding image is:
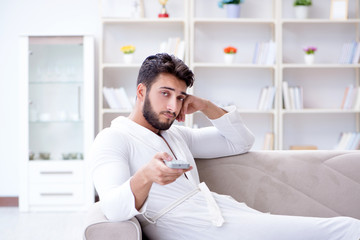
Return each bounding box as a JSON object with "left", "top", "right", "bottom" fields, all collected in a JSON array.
[{"left": 196, "top": 151, "right": 360, "bottom": 219}]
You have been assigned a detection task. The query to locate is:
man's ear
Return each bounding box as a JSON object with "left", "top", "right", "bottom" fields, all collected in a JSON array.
[{"left": 136, "top": 83, "right": 146, "bottom": 102}]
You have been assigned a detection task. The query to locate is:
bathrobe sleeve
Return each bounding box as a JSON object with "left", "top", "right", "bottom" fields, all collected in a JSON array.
[
  {"left": 91, "top": 128, "right": 147, "bottom": 221},
  {"left": 176, "top": 106, "right": 255, "bottom": 158}
]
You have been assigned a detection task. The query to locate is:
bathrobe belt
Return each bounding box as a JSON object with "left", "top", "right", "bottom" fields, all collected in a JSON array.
[{"left": 142, "top": 182, "right": 225, "bottom": 227}]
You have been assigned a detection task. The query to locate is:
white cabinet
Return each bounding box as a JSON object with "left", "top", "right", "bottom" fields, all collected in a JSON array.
[{"left": 19, "top": 36, "right": 95, "bottom": 212}]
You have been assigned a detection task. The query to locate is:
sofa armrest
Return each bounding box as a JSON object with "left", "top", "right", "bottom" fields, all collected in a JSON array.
[{"left": 83, "top": 202, "right": 142, "bottom": 240}]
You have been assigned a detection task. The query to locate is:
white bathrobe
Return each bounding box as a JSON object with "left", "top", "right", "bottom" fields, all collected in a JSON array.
[{"left": 91, "top": 108, "right": 360, "bottom": 240}]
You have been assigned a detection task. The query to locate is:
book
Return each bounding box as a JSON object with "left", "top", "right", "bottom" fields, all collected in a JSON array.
[
  {"left": 252, "top": 40, "right": 276, "bottom": 65},
  {"left": 341, "top": 85, "right": 354, "bottom": 109},
  {"left": 263, "top": 132, "right": 274, "bottom": 150},
  {"left": 282, "top": 81, "right": 290, "bottom": 110},
  {"left": 159, "top": 37, "right": 185, "bottom": 60},
  {"left": 114, "top": 87, "right": 133, "bottom": 110},
  {"left": 257, "top": 86, "right": 276, "bottom": 110},
  {"left": 103, "top": 87, "right": 119, "bottom": 109},
  {"left": 103, "top": 87, "right": 133, "bottom": 110},
  {"left": 353, "top": 87, "right": 360, "bottom": 110},
  {"left": 290, "top": 145, "right": 318, "bottom": 150},
  {"left": 257, "top": 87, "right": 268, "bottom": 110}
]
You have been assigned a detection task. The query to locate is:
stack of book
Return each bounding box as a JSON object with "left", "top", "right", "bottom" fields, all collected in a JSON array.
[
  {"left": 335, "top": 132, "right": 360, "bottom": 150},
  {"left": 103, "top": 87, "right": 133, "bottom": 110},
  {"left": 282, "top": 82, "right": 303, "bottom": 110},
  {"left": 341, "top": 85, "right": 360, "bottom": 110},
  {"left": 257, "top": 86, "right": 276, "bottom": 110},
  {"left": 263, "top": 132, "right": 274, "bottom": 150},
  {"left": 252, "top": 40, "right": 276, "bottom": 65},
  {"left": 159, "top": 37, "right": 185, "bottom": 61},
  {"left": 339, "top": 41, "right": 360, "bottom": 64}
]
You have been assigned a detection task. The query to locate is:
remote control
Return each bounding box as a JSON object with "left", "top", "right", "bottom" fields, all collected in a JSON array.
[{"left": 164, "top": 159, "right": 190, "bottom": 169}]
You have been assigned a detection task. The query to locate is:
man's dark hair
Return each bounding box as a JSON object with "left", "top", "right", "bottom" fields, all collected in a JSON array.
[{"left": 137, "top": 53, "right": 194, "bottom": 90}]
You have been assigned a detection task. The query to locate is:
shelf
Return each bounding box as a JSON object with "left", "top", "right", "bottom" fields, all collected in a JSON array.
[
  {"left": 193, "top": 63, "right": 276, "bottom": 69},
  {"left": 282, "top": 19, "right": 360, "bottom": 24},
  {"left": 281, "top": 109, "right": 360, "bottom": 114},
  {"left": 102, "top": 63, "right": 141, "bottom": 69},
  {"left": 282, "top": 64, "right": 360, "bottom": 69},
  {"left": 29, "top": 120, "right": 83, "bottom": 123},
  {"left": 237, "top": 109, "right": 276, "bottom": 114},
  {"left": 193, "top": 18, "right": 275, "bottom": 24},
  {"left": 29, "top": 159, "right": 84, "bottom": 162},
  {"left": 102, "top": 18, "right": 186, "bottom": 24},
  {"left": 29, "top": 81, "right": 83, "bottom": 84},
  {"left": 102, "top": 108, "right": 132, "bottom": 114}
]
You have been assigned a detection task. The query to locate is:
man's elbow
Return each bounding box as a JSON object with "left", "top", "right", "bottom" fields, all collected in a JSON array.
[{"left": 237, "top": 133, "right": 255, "bottom": 154}]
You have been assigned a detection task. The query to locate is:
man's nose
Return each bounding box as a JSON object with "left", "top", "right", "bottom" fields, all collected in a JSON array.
[{"left": 167, "top": 97, "right": 179, "bottom": 113}]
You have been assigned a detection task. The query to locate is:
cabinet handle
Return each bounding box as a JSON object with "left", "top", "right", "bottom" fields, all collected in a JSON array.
[
  {"left": 40, "top": 193, "right": 73, "bottom": 197},
  {"left": 40, "top": 171, "right": 73, "bottom": 175}
]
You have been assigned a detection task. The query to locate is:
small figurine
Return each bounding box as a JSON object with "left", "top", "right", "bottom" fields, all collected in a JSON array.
[{"left": 158, "top": 0, "right": 169, "bottom": 18}]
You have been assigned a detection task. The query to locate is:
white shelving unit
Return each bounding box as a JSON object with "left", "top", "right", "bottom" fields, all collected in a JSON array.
[
  {"left": 98, "top": 0, "right": 360, "bottom": 150},
  {"left": 189, "top": 0, "right": 278, "bottom": 150},
  {"left": 99, "top": 0, "right": 189, "bottom": 129},
  {"left": 19, "top": 36, "right": 95, "bottom": 211},
  {"left": 279, "top": 0, "right": 360, "bottom": 150}
]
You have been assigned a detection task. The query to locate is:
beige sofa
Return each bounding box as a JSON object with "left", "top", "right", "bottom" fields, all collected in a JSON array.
[{"left": 83, "top": 150, "right": 360, "bottom": 240}]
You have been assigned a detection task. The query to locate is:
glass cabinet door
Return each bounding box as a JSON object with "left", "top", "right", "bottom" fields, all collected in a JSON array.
[
  {"left": 28, "top": 37, "right": 85, "bottom": 161},
  {"left": 19, "top": 35, "right": 94, "bottom": 212}
]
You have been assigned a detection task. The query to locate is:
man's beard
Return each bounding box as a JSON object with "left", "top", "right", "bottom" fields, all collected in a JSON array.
[{"left": 142, "top": 94, "right": 177, "bottom": 131}]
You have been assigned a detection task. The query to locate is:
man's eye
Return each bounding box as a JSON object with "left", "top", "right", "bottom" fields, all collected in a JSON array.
[
  {"left": 161, "top": 92, "right": 168, "bottom": 96},
  {"left": 178, "top": 97, "right": 185, "bottom": 101}
]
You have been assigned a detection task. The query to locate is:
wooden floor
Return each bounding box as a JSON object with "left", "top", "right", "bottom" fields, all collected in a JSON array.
[{"left": 0, "top": 207, "right": 86, "bottom": 240}]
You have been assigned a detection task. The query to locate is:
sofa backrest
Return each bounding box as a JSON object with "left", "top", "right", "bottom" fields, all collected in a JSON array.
[{"left": 196, "top": 151, "right": 360, "bottom": 220}]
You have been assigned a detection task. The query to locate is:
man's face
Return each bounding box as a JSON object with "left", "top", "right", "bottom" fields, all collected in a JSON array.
[{"left": 142, "top": 73, "right": 187, "bottom": 131}]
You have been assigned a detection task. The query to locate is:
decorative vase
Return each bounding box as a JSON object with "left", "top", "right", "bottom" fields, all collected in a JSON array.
[
  {"left": 294, "top": 6, "right": 309, "bottom": 19},
  {"left": 304, "top": 54, "right": 314, "bottom": 64},
  {"left": 224, "top": 54, "right": 236, "bottom": 64},
  {"left": 123, "top": 54, "right": 134, "bottom": 64},
  {"left": 226, "top": 4, "right": 241, "bottom": 18}
]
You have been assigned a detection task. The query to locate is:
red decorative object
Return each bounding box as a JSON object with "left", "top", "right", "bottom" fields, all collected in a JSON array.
[
  {"left": 158, "top": 13, "right": 169, "bottom": 18},
  {"left": 224, "top": 46, "right": 237, "bottom": 54}
]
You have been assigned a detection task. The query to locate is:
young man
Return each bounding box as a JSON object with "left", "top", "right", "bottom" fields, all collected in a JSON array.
[{"left": 91, "top": 53, "right": 360, "bottom": 240}]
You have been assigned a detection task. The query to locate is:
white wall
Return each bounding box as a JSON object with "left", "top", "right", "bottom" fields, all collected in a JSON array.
[{"left": 0, "top": 0, "right": 100, "bottom": 196}]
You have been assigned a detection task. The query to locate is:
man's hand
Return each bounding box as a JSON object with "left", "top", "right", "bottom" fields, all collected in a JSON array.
[
  {"left": 142, "top": 152, "right": 192, "bottom": 185},
  {"left": 130, "top": 152, "right": 192, "bottom": 210},
  {"left": 176, "top": 95, "right": 227, "bottom": 122}
]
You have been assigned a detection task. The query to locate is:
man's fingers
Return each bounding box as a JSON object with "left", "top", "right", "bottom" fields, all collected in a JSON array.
[{"left": 155, "top": 152, "right": 172, "bottom": 162}]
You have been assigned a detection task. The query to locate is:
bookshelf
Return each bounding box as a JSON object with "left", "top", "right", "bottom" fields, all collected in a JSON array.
[
  {"left": 279, "top": 0, "right": 360, "bottom": 150},
  {"left": 99, "top": 0, "right": 189, "bottom": 129},
  {"left": 189, "top": 0, "right": 278, "bottom": 150},
  {"left": 98, "top": 0, "right": 360, "bottom": 150}
]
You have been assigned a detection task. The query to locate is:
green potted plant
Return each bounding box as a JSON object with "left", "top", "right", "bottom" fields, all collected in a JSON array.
[
  {"left": 293, "top": 0, "right": 312, "bottom": 19},
  {"left": 218, "top": 0, "right": 244, "bottom": 18}
]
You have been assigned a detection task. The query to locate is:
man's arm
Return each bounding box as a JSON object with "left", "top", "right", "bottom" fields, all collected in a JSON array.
[
  {"left": 176, "top": 95, "right": 255, "bottom": 158},
  {"left": 177, "top": 95, "right": 227, "bottom": 122},
  {"left": 130, "top": 152, "right": 192, "bottom": 211}
]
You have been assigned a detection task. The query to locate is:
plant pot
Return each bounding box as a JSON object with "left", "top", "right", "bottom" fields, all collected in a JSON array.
[
  {"left": 304, "top": 54, "right": 314, "bottom": 64},
  {"left": 294, "top": 6, "right": 309, "bottom": 19},
  {"left": 226, "top": 4, "right": 241, "bottom": 18},
  {"left": 224, "top": 54, "right": 236, "bottom": 64},
  {"left": 123, "top": 54, "right": 134, "bottom": 64}
]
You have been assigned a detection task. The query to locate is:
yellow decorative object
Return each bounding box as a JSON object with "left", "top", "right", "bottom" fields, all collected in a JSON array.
[{"left": 120, "top": 45, "right": 136, "bottom": 54}]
